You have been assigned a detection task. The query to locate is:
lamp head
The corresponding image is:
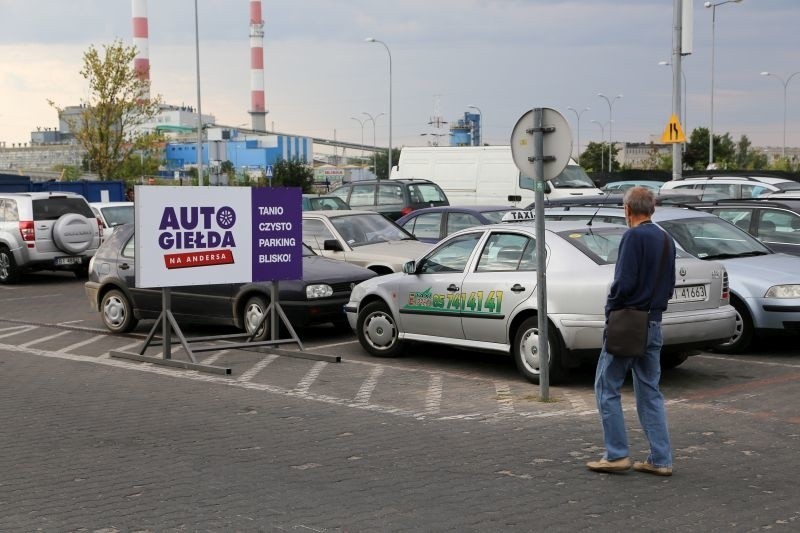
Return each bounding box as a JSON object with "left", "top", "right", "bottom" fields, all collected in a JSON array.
[
  {"left": 704, "top": 1, "right": 711, "bottom": 7},
  {"left": 760, "top": 71, "right": 770, "bottom": 76},
  {"left": 365, "top": 37, "right": 376, "bottom": 43},
  {"left": 658, "top": 60, "right": 670, "bottom": 66}
]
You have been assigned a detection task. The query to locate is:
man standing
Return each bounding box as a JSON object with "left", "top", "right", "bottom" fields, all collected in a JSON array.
[{"left": 587, "top": 187, "right": 676, "bottom": 476}]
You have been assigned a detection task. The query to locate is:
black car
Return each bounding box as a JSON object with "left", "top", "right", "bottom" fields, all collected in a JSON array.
[
  {"left": 329, "top": 179, "right": 448, "bottom": 220},
  {"left": 85, "top": 224, "right": 376, "bottom": 338},
  {"left": 691, "top": 198, "right": 800, "bottom": 256}
]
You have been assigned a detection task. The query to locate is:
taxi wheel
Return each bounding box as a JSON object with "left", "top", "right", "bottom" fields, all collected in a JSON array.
[
  {"left": 244, "top": 296, "right": 271, "bottom": 342},
  {"left": 712, "top": 299, "right": 753, "bottom": 354},
  {"left": 357, "top": 301, "right": 404, "bottom": 357},
  {"left": 101, "top": 289, "right": 138, "bottom": 333},
  {"left": 513, "top": 316, "right": 564, "bottom": 384}
]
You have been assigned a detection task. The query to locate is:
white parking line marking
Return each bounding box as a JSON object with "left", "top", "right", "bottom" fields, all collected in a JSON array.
[
  {"left": 57, "top": 320, "right": 85, "bottom": 326},
  {"left": 18, "top": 330, "right": 71, "bottom": 348},
  {"left": 237, "top": 354, "right": 278, "bottom": 382},
  {"left": 697, "top": 354, "right": 800, "bottom": 369},
  {"left": 100, "top": 340, "right": 142, "bottom": 359},
  {"left": 353, "top": 366, "right": 384, "bottom": 405},
  {"left": 202, "top": 350, "right": 231, "bottom": 365},
  {"left": 425, "top": 374, "right": 443, "bottom": 415},
  {"left": 0, "top": 325, "right": 38, "bottom": 339},
  {"left": 294, "top": 361, "right": 328, "bottom": 395},
  {"left": 0, "top": 325, "right": 33, "bottom": 334},
  {"left": 310, "top": 339, "right": 359, "bottom": 350},
  {"left": 494, "top": 383, "right": 515, "bottom": 414},
  {"left": 561, "top": 390, "right": 591, "bottom": 412},
  {"left": 57, "top": 336, "right": 101, "bottom": 354}
]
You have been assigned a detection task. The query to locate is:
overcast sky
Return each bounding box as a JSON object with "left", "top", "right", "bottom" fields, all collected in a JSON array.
[{"left": 1, "top": 0, "right": 798, "bottom": 153}]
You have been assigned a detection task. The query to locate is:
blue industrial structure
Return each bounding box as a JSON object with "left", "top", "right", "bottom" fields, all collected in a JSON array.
[
  {"left": 449, "top": 112, "right": 481, "bottom": 147},
  {"left": 164, "top": 131, "right": 313, "bottom": 177}
]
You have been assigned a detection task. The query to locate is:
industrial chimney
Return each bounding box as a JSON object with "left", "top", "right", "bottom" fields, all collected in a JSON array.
[
  {"left": 131, "top": 0, "right": 150, "bottom": 100},
  {"left": 249, "top": 0, "right": 267, "bottom": 131}
]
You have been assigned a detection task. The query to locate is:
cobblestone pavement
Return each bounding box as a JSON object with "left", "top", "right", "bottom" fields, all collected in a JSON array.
[{"left": 1, "top": 322, "right": 799, "bottom": 531}]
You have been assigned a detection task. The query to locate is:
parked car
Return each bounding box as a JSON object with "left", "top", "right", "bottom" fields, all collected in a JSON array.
[
  {"left": 328, "top": 179, "right": 448, "bottom": 220},
  {"left": 660, "top": 175, "right": 800, "bottom": 199},
  {"left": 85, "top": 224, "right": 377, "bottom": 337},
  {"left": 541, "top": 204, "right": 800, "bottom": 352},
  {"left": 301, "top": 194, "right": 350, "bottom": 211},
  {"left": 90, "top": 201, "right": 134, "bottom": 240},
  {"left": 689, "top": 198, "right": 800, "bottom": 256},
  {"left": 0, "top": 191, "right": 102, "bottom": 283},
  {"left": 302, "top": 210, "right": 433, "bottom": 274},
  {"left": 601, "top": 180, "right": 663, "bottom": 193},
  {"left": 396, "top": 205, "right": 516, "bottom": 243},
  {"left": 344, "top": 219, "right": 735, "bottom": 383}
]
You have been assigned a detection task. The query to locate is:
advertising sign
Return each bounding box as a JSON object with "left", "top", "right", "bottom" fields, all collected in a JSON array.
[{"left": 134, "top": 186, "right": 302, "bottom": 288}]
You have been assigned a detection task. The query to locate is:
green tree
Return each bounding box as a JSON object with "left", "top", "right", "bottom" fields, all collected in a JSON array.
[
  {"left": 684, "top": 127, "right": 737, "bottom": 170},
  {"left": 373, "top": 148, "right": 401, "bottom": 180},
  {"left": 273, "top": 158, "right": 314, "bottom": 192},
  {"left": 579, "top": 142, "right": 619, "bottom": 173},
  {"left": 49, "top": 39, "right": 162, "bottom": 180}
]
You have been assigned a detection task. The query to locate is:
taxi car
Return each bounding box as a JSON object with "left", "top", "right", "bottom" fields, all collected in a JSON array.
[
  {"left": 542, "top": 203, "right": 800, "bottom": 352},
  {"left": 344, "top": 218, "right": 736, "bottom": 383},
  {"left": 302, "top": 210, "right": 432, "bottom": 274}
]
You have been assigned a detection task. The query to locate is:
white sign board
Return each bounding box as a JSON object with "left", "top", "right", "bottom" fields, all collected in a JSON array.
[{"left": 510, "top": 108, "right": 572, "bottom": 181}]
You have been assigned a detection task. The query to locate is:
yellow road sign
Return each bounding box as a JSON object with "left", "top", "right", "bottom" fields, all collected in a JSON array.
[{"left": 661, "top": 114, "right": 686, "bottom": 143}]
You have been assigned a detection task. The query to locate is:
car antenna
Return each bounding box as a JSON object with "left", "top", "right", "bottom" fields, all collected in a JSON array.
[{"left": 586, "top": 189, "right": 614, "bottom": 227}]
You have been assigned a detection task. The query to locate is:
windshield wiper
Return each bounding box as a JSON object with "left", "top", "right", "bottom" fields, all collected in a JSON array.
[{"left": 702, "top": 250, "right": 770, "bottom": 260}]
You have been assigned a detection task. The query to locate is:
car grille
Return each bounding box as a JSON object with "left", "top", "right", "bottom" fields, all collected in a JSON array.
[{"left": 330, "top": 281, "right": 357, "bottom": 294}]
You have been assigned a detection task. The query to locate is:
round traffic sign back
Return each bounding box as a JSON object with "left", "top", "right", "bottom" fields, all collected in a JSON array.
[{"left": 510, "top": 108, "right": 573, "bottom": 181}]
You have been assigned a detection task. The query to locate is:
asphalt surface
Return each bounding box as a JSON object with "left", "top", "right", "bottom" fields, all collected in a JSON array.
[{"left": 0, "top": 273, "right": 798, "bottom": 531}]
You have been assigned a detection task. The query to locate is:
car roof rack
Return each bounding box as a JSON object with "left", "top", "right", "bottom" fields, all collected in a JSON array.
[{"left": 673, "top": 175, "right": 776, "bottom": 183}]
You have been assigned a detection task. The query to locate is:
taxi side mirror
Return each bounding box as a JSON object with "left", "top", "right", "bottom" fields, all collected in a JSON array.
[
  {"left": 402, "top": 260, "right": 417, "bottom": 274},
  {"left": 323, "top": 239, "right": 344, "bottom": 252}
]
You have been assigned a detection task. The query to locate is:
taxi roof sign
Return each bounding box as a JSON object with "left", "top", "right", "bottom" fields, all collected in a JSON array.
[
  {"left": 501, "top": 210, "right": 535, "bottom": 222},
  {"left": 661, "top": 114, "right": 686, "bottom": 144}
]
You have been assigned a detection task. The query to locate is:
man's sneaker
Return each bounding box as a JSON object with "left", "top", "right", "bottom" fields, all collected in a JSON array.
[
  {"left": 633, "top": 461, "right": 673, "bottom": 476},
  {"left": 586, "top": 457, "right": 632, "bottom": 473}
]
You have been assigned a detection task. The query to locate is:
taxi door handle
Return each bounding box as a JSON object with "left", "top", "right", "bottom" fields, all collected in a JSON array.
[
  {"left": 447, "top": 284, "right": 460, "bottom": 292},
  {"left": 120, "top": 262, "right": 131, "bottom": 270},
  {"left": 511, "top": 284, "right": 526, "bottom": 293}
]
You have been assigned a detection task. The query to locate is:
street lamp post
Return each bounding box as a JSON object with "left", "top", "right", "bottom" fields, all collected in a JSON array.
[
  {"left": 597, "top": 93, "right": 623, "bottom": 173},
  {"left": 193, "top": 0, "right": 205, "bottom": 186},
  {"left": 591, "top": 120, "right": 607, "bottom": 174},
  {"left": 760, "top": 71, "right": 800, "bottom": 160},
  {"left": 705, "top": 0, "right": 743, "bottom": 168},
  {"left": 466, "top": 104, "right": 483, "bottom": 146},
  {"left": 362, "top": 112, "right": 385, "bottom": 176},
  {"left": 366, "top": 38, "right": 392, "bottom": 180},
  {"left": 567, "top": 106, "right": 590, "bottom": 164},
  {"left": 350, "top": 116, "right": 366, "bottom": 160}
]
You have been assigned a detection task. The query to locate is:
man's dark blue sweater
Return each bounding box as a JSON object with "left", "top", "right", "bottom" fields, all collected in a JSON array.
[{"left": 605, "top": 221, "right": 676, "bottom": 322}]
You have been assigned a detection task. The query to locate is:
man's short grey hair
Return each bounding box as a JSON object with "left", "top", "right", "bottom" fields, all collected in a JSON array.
[{"left": 623, "top": 186, "right": 656, "bottom": 216}]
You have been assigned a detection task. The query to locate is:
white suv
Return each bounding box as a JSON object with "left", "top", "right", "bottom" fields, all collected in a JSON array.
[
  {"left": 0, "top": 192, "right": 101, "bottom": 283},
  {"left": 660, "top": 175, "right": 800, "bottom": 200}
]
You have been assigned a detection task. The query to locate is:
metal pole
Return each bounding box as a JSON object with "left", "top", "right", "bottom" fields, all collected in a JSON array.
[
  {"left": 366, "top": 38, "right": 392, "bottom": 180},
  {"left": 672, "top": 0, "right": 683, "bottom": 181},
  {"left": 194, "top": 0, "right": 204, "bottom": 185},
  {"left": 709, "top": 3, "right": 716, "bottom": 168},
  {"left": 567, "top": 106, "right": 590, "bottom": 164},
  {"left": 363, "top": 112, "right": 384, "bottom": 175},
  {"left": 598, "top": 93, "right": 622, "bottom": 174},
  {"left": 761, "top": 72, "right": 800, "bottom": 160},
  {"left": 351, "top": 117, "right": 365, "bottom": 159},
  {"left": 591, "top": 120, "right": 605, "bottom": 173},
  {"left": 532, "top": 108, "right": 549, "bottom": 400}
]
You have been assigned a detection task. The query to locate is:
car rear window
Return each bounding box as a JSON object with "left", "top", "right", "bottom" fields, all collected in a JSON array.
[
  {"left": 32, "top": 197, "right": 94, "bottom": 220},
  {"left": 411, "top": 183, "right": 447, "bottom": 203}
]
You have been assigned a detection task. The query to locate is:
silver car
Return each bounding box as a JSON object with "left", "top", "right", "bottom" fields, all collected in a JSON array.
[
  {"left": 302, "top": 210, "right": 433, "bottom": 275},
  {"left": 543, "top": 204, "right": 800, "bottom": 353},
  {"left": 344, "top": 220, "right": 736, "bottom": 384}
]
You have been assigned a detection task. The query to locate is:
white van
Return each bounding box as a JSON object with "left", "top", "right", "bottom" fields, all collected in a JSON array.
[{"left": 392, "top": 146, "right": 603, "bottom": 206}]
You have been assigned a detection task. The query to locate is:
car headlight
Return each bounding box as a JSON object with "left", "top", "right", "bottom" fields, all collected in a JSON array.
[
  {"left": 306, "top": 284, "right": 334, "bottom": 299},
  {"left": 764, "top": 285, "right": 800, "bottom": 298}
]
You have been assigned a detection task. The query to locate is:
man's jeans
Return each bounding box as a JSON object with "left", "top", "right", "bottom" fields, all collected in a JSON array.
[{"left": 594, "top": 320, "right": 673, "bottom": 468}]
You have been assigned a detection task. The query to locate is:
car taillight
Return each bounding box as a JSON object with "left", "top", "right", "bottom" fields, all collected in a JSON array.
[
  {"left": 721, "top": 271, "right": 729, "bottom": 301},
  {"left": 401, "top": 207, "right": 414, "bottom": 217},
  {"left": 19, "top": 221, "right": 35, "bottom": 241}
]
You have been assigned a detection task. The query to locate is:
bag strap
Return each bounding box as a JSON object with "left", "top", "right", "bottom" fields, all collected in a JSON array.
[{"left": 647, "top": 232, "right": 671, "bottom": 310}]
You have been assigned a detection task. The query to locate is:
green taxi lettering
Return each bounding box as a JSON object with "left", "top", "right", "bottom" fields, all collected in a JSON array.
[{"left": 406, "top": 289, "right": 503, "bottom": 314}]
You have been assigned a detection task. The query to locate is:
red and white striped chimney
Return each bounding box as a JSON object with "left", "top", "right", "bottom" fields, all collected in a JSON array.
[
  {"left": 249, "top": 0, "right": 267, "bottom": 131},
  {"left": 132, "top": 0, "right": 150, "bottom": 100}
]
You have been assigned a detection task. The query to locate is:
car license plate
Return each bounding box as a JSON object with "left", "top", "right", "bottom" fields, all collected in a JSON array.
[
  {"left": 54, "top": 256, "right": 83, "bottom": 266},
  {"left": 670, "top": 284, "right": 707, "bottom": 303}
]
